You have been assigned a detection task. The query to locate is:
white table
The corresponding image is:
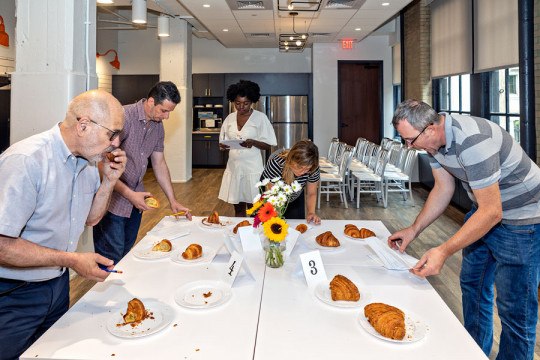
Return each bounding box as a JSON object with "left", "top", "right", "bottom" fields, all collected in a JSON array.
[{"left": 22, "top": 217, "right": 487, "bottom": 359}]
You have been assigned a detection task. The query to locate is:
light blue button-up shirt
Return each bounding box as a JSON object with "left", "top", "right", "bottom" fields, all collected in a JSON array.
[{"left": 0, "top": 124, "right": 100, "bottom": 281}]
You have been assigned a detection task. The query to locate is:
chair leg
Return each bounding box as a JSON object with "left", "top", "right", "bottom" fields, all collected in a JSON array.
[
  {"left": 317, "top": 184, "right": 321, "bottom": 209},
  {"left": 342, "top": 183, "right": 348, "bottom": 209},
  {"left": 356, "top": 180, "right": 361, "bottom": 208},
  {"left": 408, "top": 180, "right": 415, "bottom": 206}
]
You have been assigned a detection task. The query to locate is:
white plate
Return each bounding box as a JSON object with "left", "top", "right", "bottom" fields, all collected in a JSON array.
[
  {"left": 171, "top": 246, "right": 217, "bottom": 265},
  {"left": 106, "top": 300, "right": 174, "bottom": 339},
  {"left": 304, "top": 233, "right": 345, "bottom": 251},
  {"left": 133, "top": 243, "right": 174, "bottom": 260},
  {"left": 174, "top": 281, "right": 232, "bottom": 309},
  {"left": 358, "top": 308, "right": 428, "bottom": 343},
  {"left": 198, "top": 217, "right": 232, "bottom": 231},
  {"left": 314, "top": 282, "right": 365, "bottom": 308}
]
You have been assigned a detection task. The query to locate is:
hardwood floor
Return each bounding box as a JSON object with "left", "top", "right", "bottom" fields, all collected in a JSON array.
[{"left": 70, "top": 168, "right": 540, "bottom": 360}]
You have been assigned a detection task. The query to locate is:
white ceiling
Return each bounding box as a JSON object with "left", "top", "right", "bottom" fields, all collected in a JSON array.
[{"left": 97, "top": 0, "right": 411, "bottom": 49}]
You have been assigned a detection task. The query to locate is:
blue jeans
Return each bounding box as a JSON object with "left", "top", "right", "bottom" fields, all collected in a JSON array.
[
  {"left": 460, "top": 209, "right": 540, "bottom": 360},
  {"left": 0, "top": 272, "right": 69, "bottom": 360},
  {"left": 93, "top": 208, "right": 142, "bottom": 264}
]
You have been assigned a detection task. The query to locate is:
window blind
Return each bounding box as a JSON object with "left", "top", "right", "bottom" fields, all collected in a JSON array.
[{"left": 392, "top": 43, "right": 401, "bottom": 85}]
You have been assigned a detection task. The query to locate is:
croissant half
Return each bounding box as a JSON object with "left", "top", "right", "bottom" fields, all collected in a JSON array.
[
  {"left": 359, "top": 228, "right": 376, "bottom": 238},
  {"left": 295, "top": 224, "right": 308, "bottom": 234},
  {"left": 344, "top": 224, "right": 361, "bottom": 238},
  {"left": 315, "top": 231, "right": 340, "bottom": 247},
  {"left": 207, "top": 211, "right": 220, "bottom": 224},
  {"left": 233, "top": 220, "right": 251, "bottom": 234},
  {"left": 329, "top": 275, "right": 360, "bottom": 301},
  {"left": 152, "top": 239, "right": 172, "bottom": 252},
  {"left": 182, "top": 243, "right": 203, "bottom": 260},
  {"left": 364, "top": 303, "right": 406, "bottom": 340},
  {"left": 123, "top": 298, "right": 147, "bottom": 324}
]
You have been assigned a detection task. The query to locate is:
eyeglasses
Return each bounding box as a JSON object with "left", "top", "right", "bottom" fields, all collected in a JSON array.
[
  {"left": 406, "top": 123, "right": 432, "bottom": 146},
  {"left": 78, "top": 117, "right": 120, "bottom": 141}
]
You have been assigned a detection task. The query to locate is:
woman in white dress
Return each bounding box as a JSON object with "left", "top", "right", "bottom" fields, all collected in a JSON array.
[{"left": 219, "top": 80, "right": 277, "bottom": 216}]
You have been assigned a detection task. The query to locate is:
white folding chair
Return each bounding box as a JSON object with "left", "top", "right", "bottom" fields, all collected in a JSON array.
[
  {"left": 318, "top": 149, "right": 353, "bottom": 209},
  {"left": 352, "top": 148, "right": 391, "bottom": 208},
  {"left": 384, "top": 149, "right": 417, "bottom": 206}
]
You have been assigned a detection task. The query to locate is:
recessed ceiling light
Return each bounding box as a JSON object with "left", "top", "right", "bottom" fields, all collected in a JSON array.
[
  {"left": 355, "top": 28, "right": 362, "bottom": 31},
  {"left": 97, "top": 0, "right": 114, "bottom": 3},
  {"left": 382, "top": 2, "right": 390, "bottom": 6},
  {"left": 223, "top": 29, "right": 229, "bottom": 32},
  {"left": 203, "top": 4, "right": 210, "bottom": 8}
]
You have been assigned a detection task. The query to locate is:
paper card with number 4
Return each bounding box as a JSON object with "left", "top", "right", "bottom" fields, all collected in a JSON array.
[
  {"left": 223, "top": 250, "right": 255, "bottom": 288},
  {"left": 299, "top": 250, "right": 328, "bottom": 293},
  {"left": 238, "top": 226, "right": 263, "bottom": 252}
]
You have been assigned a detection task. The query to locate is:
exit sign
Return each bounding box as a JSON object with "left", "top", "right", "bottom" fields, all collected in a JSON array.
[{"left": 342, "top": 39, "right": 354, "bottom": 49}]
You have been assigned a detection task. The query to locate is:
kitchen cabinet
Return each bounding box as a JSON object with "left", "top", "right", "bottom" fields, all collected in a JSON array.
[
  {"left": 193, "top": 74, "right": 225, "bottom": 97},
  {"left": 192, "top": 133, "right": 227, "bottom": 167}
]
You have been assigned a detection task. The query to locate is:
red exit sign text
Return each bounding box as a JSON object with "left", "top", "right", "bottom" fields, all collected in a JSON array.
[{"left": 342, "top": 39, "right": 354, "bottom": 50}]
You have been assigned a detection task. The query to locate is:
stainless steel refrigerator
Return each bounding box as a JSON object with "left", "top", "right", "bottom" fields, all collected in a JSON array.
[{"left": 231, "top": 95, "right": 308, "bottom": 153}]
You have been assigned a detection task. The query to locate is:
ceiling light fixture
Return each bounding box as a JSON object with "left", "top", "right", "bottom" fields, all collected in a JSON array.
[
  {"left": 203, "top": 4, "right": 210, "bottom": 7},
  {"left": 382, "top": 2, "right": 390, "bottom": 6},
  {"left": 157, "top": 15, "right": 169, "bottom": 37},
  {"left": 278, "top": 0, "right": 322, "bottom": 12},
  {"left": 96, "top": 49, "right": 120, "bottom": 70},
  {"left": 279, "top": 12, "right": 308, "bottom": 52},
  {"left": 97, "top": 0, "right": 114, "bottom": 3},
  {"left": 223, "top": 28, "right": 229, "bottom": 32},
  {"left": 132, "top": 0, "right": 147, "bottom": 24},
  {"left": 355, "top": 27, "right": 361, "bottom": 31}
]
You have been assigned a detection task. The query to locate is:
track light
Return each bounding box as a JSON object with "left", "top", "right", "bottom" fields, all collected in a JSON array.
[
  {"left": 132, "top": 0, "right": 147, "bottom": 24},
  {"left": 158, "top": 15, "right": 170, "bottom": 37}
]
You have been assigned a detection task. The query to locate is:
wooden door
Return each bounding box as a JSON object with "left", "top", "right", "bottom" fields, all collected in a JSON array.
[{"left": 338, "top": 61, "right": 383, "bottom": 145}]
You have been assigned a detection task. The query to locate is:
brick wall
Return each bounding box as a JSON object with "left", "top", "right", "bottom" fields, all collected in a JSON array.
[{"left": 403, "top": 0, "right": 432, "bottom": 104}]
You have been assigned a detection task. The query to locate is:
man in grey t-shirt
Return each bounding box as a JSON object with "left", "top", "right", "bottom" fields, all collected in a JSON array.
[{"left": 388, "top": 99, "right": 539, "bottom": 360}]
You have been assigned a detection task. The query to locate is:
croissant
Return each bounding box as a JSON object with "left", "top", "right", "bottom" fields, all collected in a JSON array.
[
  {"left": 344, "top": 224, "right": 361, "bottom": 238},
  {"left": 359, "top": 228, "right": 376, "bottom": 239},
  {"left": 329, "top": 275, "right": 360, "bottom": 301},
  {"left": 152, "top": 239, "right": 172, "bottom": 252},
  {"left": 123, "top": 298, "right": 147, "bottom": 324},
  {"left": 233, "top": 220, "right": 251, "bottom": 234},
  {"left": 315, "top": 231, "right": 340, "bottom": 247},
  {"left": 182, "top": 243, "right": 203, "bottom": 260},
  {"left": 364, "top": 303, "right": 406, "bottom": 340},
  {"left": 295, "top": 224, "right": 308, "bottom": 234},
  {"left": 207, "top": 211, "right": 220, "bottom": 224}
]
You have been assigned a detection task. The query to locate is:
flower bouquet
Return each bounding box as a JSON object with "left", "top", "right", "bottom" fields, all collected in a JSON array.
[{"left": 246, "top": 178, "right": 302, "bottom": 268}]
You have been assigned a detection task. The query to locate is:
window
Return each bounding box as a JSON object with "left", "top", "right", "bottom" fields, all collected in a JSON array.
[
  {"left": 435, "top": 74, "right": 471, "bottom": 115},
  {"left": 393, "top": 84, "right": 402, "bottom": 139},
  {"left": 488, "top": 67, "right": 520, "bottom": 141}
]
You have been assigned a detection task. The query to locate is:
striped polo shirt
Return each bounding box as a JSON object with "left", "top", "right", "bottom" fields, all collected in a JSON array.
[
  {"left": 261, "top": 152, "right": 320, "bottom": 202},
  {"left": 429, "top": 113, "right": 540, "bottom": 225}
]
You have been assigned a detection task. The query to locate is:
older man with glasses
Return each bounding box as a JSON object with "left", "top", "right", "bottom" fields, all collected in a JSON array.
[{"left": 388, "top": 99, "right": 540, "bottom": 360}]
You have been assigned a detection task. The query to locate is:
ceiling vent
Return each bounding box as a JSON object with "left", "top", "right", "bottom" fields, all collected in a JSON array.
[
  {"left": 226, "top": 0, "right": 273, "bottom": 10},
  {"left": 311, "top": 32, "right": 332, "bottom": 37},
  {"left": 324, "top": 0, "right": 364, "bottom": 9},
  {"left": 248, "top": 33, "right": 271, "bottom": 37}
]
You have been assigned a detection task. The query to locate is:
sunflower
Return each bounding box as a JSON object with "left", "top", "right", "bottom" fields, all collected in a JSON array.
[
  {"left": 257, "top": 202, "right": 278, "bottom": 222},
  {"left": 263, "top": 217, "right": 289, "bottom": 242},
  {"left": 246, "top": 200, "right": 264, "bottom": 216}
]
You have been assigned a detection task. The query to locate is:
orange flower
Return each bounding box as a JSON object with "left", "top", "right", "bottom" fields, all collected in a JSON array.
[{"left": 258, "top": 202, "right": 277, "bottom": 222}]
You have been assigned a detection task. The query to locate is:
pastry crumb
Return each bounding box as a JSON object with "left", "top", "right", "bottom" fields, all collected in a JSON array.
[{"left": 203, "top": 291, "right": 212, "bottom": 298}]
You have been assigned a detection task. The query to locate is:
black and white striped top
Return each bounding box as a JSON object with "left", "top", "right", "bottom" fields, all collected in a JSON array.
[
  {"left": 261, "top": 152, "right": 320, "bottom": 202},
  {"left": 430, "top": 113, "right": 540, "bottom": 225}
]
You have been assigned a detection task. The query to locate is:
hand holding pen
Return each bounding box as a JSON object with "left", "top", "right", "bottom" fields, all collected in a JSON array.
[{"left": 99, "top": 264, "right": 123, "bottom": 274}]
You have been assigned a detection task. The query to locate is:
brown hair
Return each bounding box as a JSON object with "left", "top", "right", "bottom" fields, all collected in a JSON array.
[{"left": 279, "top": 140, "right": 319, "bottom": 184}]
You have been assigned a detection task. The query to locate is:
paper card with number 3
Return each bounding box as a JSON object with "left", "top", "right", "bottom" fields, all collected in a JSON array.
[
  {"left": 299, "top": 250, "right": 327, "bottom": 293},
  {"left": 223, "top": 250, "right": 255, "bottom": 288}
]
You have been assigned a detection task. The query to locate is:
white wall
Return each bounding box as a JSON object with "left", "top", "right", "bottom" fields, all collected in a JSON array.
[
  {"left": 312, "top": 37, "right": 395, "bottom": 151},
  {"left": 117, "top": 27, "right": 160, "bottom": 74},
  {"left": 192, "top": 37, "right": 311, "bottom": 73}
]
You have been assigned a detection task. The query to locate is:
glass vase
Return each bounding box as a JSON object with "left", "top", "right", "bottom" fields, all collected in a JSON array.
[{"left": 263, "top": 238, "right": 286, "bottom": 268}]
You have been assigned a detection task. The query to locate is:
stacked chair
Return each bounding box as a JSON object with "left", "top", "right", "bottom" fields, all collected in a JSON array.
[
  {"left": 318, "top": 147, "right": 353, "bottom": 209},
  {"left": 384, "top": 148, "right": 417, "bottom": 206}
]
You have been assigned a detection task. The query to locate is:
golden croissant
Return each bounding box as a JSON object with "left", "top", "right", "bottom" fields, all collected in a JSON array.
[
  {"left": 316, "top": 231, "right": 340, "bottom": 247},
  {"left": 364, "top": 303, "right": 406, "bottom": 340},
  {"left": 182, "top": 243, "right": 203, "bottom": 260},
  {"left": 329, "top": 275, "right": 360, "bottom": 301},
  {"left": 344, "top": 224, "right": 361, "bottom": 238},
  {"left": 123, "top": 298, "right": 147, "bottom": 324},
  {"left": 295, "top": 224, "right": 308, "bottom": 234},
  {"left": 233, "top": 220, "right": 251, "bottom": 234},
  {"left": 152, "top": 239, "right": 172, "bottom": 252},
  {"left": 207, "top": 211, "right": 220, "bottom": 224},
  {"left": 359, "top": 228, "right": 376, "bottom": 239}
]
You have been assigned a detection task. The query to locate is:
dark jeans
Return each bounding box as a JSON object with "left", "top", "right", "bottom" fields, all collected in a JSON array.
[
  {"left": 460, "top": 209, "right": 540, "bottom": 360},
  {"left": 0, "top": 272, "right": 69, "bottom": 360},
  {"left": 284, "top": 191, "right": 305, "bottom": 220},
  {"left": 93, "top": 207, "right": 143, "bottom": 265}
]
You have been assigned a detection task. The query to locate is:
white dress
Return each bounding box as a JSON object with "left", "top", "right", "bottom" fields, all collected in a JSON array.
[{"left": 218, "top": 110, "right": 277, "bottom": 204}]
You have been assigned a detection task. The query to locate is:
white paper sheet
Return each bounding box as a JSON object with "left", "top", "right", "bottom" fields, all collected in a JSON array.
[{"left": 220, "top": 139, "right": 245, "bottom": 149}]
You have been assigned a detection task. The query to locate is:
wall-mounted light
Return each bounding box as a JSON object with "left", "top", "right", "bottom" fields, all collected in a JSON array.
[
  {"left": 0, "top": 16, "right": 9, "bottom": 47},
  {"left": 132, "top": 0, "right": 147, "bottom": 24},
  {"left": 96, "top": 49, "right": 120, "bottom": 70},
  {"left": 157, "top": 15, "right": 170, "bottom": 37}
]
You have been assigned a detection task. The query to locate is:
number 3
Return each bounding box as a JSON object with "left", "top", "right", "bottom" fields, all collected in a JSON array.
[{"left": 309, "top": 260, "right": 317, "bottom": 275}]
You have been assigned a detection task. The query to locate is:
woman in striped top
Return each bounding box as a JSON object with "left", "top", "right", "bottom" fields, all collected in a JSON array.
[{"left": 260, "top": 140, "right": 321, "bottom": 224}]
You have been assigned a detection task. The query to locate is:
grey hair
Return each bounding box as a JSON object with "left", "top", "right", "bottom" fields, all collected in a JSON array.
[{"left": 391, "top": 99, "right": 439, "bottom": 130}]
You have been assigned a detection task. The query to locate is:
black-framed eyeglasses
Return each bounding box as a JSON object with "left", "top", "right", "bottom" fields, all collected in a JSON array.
[
  {"left": 406, "top": 123, "right": 432, "bottom": 146},
  {"left": 77, "top": 117, "right": 120, "bottom": 141}
]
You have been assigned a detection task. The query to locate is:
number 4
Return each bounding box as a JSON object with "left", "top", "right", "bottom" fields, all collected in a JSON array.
[{"left": 228, "top": 261, "right": 236, "bottom": 276}]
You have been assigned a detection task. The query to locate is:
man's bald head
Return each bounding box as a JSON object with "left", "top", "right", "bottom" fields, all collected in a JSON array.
[{"left": 66, "top": 89, "right": 124, "bottom": 130}]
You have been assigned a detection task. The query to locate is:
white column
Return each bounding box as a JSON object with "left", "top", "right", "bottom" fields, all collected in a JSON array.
[
  {"left": 11, "top": 0, "right": 97, "bottom": 143},
  {"left": 160, "top": 18, "right": 192, "bottom": 183}
]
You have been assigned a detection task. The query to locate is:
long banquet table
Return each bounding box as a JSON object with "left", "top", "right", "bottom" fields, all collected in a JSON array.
[{"left": 22, "top": 216, "right": 487, "bottom": 360}]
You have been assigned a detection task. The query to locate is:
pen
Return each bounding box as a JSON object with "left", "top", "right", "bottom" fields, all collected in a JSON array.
[{"left": 99, "top": 264, "right": 123, "bottom": 274}]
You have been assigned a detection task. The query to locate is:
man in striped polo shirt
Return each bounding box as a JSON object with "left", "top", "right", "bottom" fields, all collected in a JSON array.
[{"left": 388, "top": 99, "right": 539, "bottom": 360}]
